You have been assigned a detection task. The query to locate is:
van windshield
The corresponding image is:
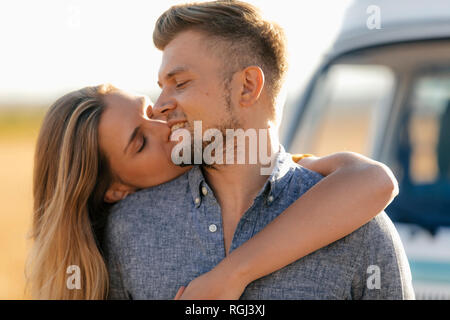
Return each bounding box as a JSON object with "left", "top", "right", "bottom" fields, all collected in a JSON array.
[
  {"left": 387, "top": 73, "right": 450, "bottom": 234},
  {"left": 286, "top": 41, "right": 450, "bottom": 234}
]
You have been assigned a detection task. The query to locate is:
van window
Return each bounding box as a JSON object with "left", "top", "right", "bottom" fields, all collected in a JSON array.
[
  {"left": 289, "top": 64, "right": 395, "bottom": 156},
  {"left": 406, "top": 75, "right": 450, "bottom": 183},
  {"left": 387, "top": 73, "right": 450, "bottom": 233}
]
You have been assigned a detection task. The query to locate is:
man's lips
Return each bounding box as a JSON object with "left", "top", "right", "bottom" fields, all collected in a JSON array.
[
  {"left": 170, "top": 122, "right": 186, "bottom": 132},
  {"left": 168, "top": 119, "right": 187, "bottom": 132},
  {"left": 167, "top": 119, "right": 188, "bottom": 141}
]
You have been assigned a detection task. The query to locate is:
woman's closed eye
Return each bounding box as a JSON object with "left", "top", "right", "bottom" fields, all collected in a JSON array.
[{"left": 137, "top": 135, "right": 146, "bottom": 153}]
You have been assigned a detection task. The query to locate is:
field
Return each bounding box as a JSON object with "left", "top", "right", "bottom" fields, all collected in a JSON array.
[
  {"left": 0, "top": 108, "right": 45, "bottom": 299},
  {"left": 0, "top": 105, "right": 438, "bottom": 299}
]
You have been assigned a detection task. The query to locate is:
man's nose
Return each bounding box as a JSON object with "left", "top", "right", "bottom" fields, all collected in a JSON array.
[{"left": 152, "top": 100, "right": 176, "bottom": 120}]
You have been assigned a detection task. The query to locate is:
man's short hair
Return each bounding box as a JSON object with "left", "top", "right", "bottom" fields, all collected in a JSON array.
[{"left": 153, "top": 0, "right": 288, "bottom": 103}]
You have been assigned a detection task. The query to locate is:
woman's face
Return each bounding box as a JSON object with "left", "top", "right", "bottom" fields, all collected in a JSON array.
[{"left": 98, "top": 88, "right": 190, "bottom": 201}]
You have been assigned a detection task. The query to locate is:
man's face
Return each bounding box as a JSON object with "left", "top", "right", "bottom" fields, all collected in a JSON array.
[{"left": 154, "top": 30, "right": 242, "bottom": 145}]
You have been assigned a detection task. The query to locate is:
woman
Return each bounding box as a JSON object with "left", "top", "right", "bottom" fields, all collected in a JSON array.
[{"left": 26, "top": 84, "right": 398, "bottom": 299}]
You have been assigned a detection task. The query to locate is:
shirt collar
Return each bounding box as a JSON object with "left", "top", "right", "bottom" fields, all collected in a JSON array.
[
  {"left": 258, "top": 145, "right": 296, "bottom": 205},
  {"left": 187, "top": 145, "right": 295, "bottom": 207}
]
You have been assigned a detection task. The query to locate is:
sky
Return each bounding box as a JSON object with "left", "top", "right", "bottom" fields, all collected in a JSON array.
[{"left": 0, "top": 0, "right": 351, "bottom": 105}]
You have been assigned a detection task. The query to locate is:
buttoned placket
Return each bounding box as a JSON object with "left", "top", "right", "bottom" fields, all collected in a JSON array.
[
  {"left": 188, "top": 158, "right": 287, "bottom": 260},
  {"left": 227, "top": 181, "right": 275, "bottom": 255},
  {"left": 193, "top": 181, "right": 227, "bottom": 262}
]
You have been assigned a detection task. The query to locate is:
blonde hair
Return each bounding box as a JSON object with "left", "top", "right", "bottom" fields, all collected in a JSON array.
[
  {"left": 26, "top": 84, "right": 115, "bottom": 299},
  {"left": 153, "top": 0, "right": 288, "bottom": 101}
]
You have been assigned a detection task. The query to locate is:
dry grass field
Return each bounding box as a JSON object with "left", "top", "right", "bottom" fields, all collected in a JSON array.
[{"left": 0, "top": 109, "right": 44, "bottom": 299}]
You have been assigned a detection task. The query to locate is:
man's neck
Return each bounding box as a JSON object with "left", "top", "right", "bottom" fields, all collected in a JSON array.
[
  {"left": 202, "top": 126, "right": 280, "bottom": 255},
  {"left": 202, "top": 163, "right": 267, "bottom": 215},
  {"left": 202, "top": 126, "right": 280, "bottom": 217}
]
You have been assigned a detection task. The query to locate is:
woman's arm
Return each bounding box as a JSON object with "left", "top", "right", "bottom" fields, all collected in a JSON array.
[{"left": 175, "top": 152, "right": 399, "bottom": 299}]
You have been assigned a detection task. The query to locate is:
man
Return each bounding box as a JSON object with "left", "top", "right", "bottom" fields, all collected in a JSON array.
[{"left": 104, "top": 0, "right": 413, "bottom": 299}]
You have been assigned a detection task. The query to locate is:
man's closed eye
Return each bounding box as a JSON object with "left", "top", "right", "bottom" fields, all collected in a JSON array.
[{"left": 176, "top": 80, "right": 190, "bottom": 89}]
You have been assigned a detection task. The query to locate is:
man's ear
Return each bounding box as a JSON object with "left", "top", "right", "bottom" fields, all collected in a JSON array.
[
  {"left": 104, "top": 182, "right": 135, "bottom": 203},
  {"left": 240, "top": 66, "right": 265, "bottom": 107}
]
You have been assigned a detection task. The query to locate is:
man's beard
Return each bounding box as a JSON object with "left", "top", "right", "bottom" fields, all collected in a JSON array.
[{"left": 188, "top": 89, "right": 242, "bottom": 168}]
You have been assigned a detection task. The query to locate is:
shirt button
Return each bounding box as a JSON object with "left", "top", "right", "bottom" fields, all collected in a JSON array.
[
  {"left": 208, "top": 224, "right": 217, "bottom": 233},
  {"left": 268, "top": 195, "right": 274, "bottom": 203},
  {"left": 194, "top": 197, "right": 201, "bottom": 205},
  {"left": 201, "top": 186, "right": 208, "bottom": 196}
]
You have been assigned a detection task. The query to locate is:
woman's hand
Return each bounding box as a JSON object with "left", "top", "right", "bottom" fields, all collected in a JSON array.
[
  {"left": 296, "top": 155, "right": 319, "bottom": 170},
  {"left": 173, "top": 267, "right": 248, "bottom": 300}
]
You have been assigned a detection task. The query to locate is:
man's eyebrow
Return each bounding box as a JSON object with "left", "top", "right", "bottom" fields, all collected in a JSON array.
[
  {"left": 124, "top": 126, "right": 140, "bottom": 154},
  {"left": 157, "top": 66, "right": 189, "bottom": 87}
]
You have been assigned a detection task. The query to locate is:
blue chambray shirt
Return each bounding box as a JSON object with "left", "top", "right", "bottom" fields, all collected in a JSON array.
[{"left": 103, "top": 147, "right": 415, "bottom": 300}]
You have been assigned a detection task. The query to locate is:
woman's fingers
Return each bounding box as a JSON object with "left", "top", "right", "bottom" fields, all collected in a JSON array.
[
  {"left": 174, "top": 286, "right": 186, "bottom": 300},
  {"left": 297, "top": 156, "right": 318, "bottom": 169}
]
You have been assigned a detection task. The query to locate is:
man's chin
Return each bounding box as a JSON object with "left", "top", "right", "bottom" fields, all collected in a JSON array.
[{"left": 177, "top": 162, "right": 192, "bottom": 168}]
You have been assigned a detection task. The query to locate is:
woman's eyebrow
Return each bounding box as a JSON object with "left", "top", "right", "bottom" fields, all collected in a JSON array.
[{"left": 123, "top": 126, "right": 141, "bottom": 154}]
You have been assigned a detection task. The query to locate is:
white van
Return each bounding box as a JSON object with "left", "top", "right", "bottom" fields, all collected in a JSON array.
[{"left": 282, "top": 0, "right": 450, "bottom": 299}]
